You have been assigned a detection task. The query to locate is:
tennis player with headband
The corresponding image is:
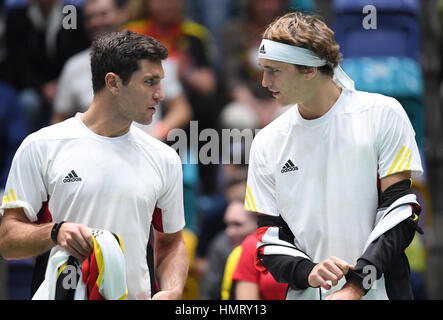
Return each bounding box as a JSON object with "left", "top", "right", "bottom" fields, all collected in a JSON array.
[{"left": 244, "top": 12, "right": 423, "bottom": 300}]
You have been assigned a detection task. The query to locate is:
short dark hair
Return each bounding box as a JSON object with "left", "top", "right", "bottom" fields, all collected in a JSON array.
[{"left": 90, "top": 30, "right": 168, "bottom": 93}]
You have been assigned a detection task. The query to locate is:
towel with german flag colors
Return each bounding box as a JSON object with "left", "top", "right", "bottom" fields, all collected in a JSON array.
[
  {"left": 32, "top": 228, "right": 127, "bottom": 300},
  {"left": 244, "top": 88, "right": 423, "bottom": 300}
]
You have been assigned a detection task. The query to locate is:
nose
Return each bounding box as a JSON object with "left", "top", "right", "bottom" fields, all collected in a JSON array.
[
  {"left": 262, "top": 73, "right": 269, "bottom": 88},
  {"left": 154, "top": 85, "right": 165, "bottom": 101}
]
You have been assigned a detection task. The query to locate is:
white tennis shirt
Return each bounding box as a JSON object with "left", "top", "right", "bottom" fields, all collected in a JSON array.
[
  {"left": 244, "top": 88, "right": 423, "bottom": 299},
  {"left": 1, "top": 114, "right": 185, "bottom": 299}
]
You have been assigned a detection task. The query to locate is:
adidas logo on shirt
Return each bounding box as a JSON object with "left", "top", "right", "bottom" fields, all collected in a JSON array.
[
  {"left": 63, "top": 170, "right": 82, "bottom": 183},
  {"left": 281, "top": 159, "right": 298, "bottom": 173},
  {"left": 259, "top": 44, "right": 266, "bottom": 54}
]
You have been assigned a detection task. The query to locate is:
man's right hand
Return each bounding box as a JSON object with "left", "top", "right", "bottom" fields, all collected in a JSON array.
[
  {"left": 308, "top": 256, "right": 351, "bottom": 290},
  {"left": 56, "top": 223, "right": 94, "bottom": 261}
]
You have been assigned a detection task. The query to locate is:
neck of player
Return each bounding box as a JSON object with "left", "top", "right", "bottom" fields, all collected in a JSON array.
[
  {"left": 80, "top": 93, "right": 132, "bottom": 138},
  {"left": 298, "top": 78, "right": 342, "bottom": 120}
]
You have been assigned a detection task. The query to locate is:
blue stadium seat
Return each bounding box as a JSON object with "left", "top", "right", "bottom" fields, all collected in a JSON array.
[
  {"left": 332, "top": 0, "right": 420, "bottom": 60},
  {"left": 341, "top": 56, "right": 423, "bottom": 97},
  {"left": 290, "top": 0, "right": 315, "bottom": 12},
  {"left": 341, "top": 56, "right": 425, "bottom": 149}
]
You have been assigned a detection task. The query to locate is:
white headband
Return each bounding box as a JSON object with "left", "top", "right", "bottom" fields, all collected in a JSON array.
[{"left": 258, "top": 39, "right": 355, "bottom": 90}]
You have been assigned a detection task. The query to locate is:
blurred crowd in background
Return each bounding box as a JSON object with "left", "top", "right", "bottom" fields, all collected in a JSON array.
[{"left": 1, "top": 0, "right": 443, "bottom": 300}]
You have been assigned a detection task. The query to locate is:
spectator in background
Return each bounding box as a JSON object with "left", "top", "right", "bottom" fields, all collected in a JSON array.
[
  {"left": 228, "top": 232, "right": 288, "bottom": 300},
  {"left": 125, "top": 0, "right": 220, "bottom": 194},
  {"left": 219, "top": 0, "right": 289, "bottom": 130},
  {"left": 125, "top": 0, "right": 217, "bottom": 98},
  {"left": 124, "top": 0, "right": 144, "bottom": 21},
  {"left": 199, "top": 200, "right": 257, "bottom": 300},
  {"left": 4, "top": 0, "right": 90, "bottom": 132},
  {"left": 182, "top": 0, "right": 238, "bottom": 70}
]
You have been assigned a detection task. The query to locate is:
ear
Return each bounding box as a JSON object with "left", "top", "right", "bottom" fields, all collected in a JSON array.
[
  {"left": 104, "top": 72, "right": 121, "bottom": 95},
  {"left": 305, "top": 67, "right": 318, "bottom": 81}
]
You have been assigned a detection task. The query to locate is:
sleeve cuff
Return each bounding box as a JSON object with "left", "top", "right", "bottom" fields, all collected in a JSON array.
[
  {"left": 0, "top": 200, "right": 37, "bottom": 222},
  {"left": 345, "top": 259, "right": 378, "bottom": 295},
  {"left": 292, "top": 259, "right": 316, "bottom": 289}
]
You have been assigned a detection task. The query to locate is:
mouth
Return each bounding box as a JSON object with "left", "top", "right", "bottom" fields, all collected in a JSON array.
[
  {"left": 270, "top": 91, "right": 280, "bottom": 98},
  {"left": 148, "top": 105, "right": 158, "bottom": 112}
]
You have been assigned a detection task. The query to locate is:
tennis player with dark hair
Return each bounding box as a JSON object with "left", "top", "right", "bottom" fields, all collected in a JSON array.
[
  {"left": 244, "top": 12, "right": 423, "bottom": 300},
  {"left": 0, "top": 30, "right": 188, "bottom": 300}
]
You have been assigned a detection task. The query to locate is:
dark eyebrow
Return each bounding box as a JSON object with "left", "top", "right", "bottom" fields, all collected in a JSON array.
[{"left": 144, "top": 74, "right": 163, "bottom": 79}]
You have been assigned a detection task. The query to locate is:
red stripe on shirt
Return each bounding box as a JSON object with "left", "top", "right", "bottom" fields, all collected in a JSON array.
[
  {"left": 36, "top": 199, "right": 52, "bottom": 223},
  {"left": 152, "top": 206, "right": 163, "bottom": 232}
]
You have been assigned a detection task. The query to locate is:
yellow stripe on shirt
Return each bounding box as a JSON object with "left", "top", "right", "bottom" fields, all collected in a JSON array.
[
  {"left": 395, "top": 149, "right": 411, "bottom": 173},
  {"left": 387, "top": 145, "right": 406, "bottom": 175},
  {"left": 405, "top": 153, "right": 412, "bottom": 170},
  {"left": 9, "top": 189, "right": 17, "bottom": 201},
  {"left": 244, "top": 193, "right": 252, "bottom": 211},
  {"left": 246, "top": 185, "right": 257, "bottom": 212}
]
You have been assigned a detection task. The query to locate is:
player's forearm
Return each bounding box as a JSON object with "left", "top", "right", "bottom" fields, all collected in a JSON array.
[
  {"left": 0, "top": 217, "right": 54, "bottom": 260},
  {"left": 154, "top": 235, "right": 189, "bottom": 298}
]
